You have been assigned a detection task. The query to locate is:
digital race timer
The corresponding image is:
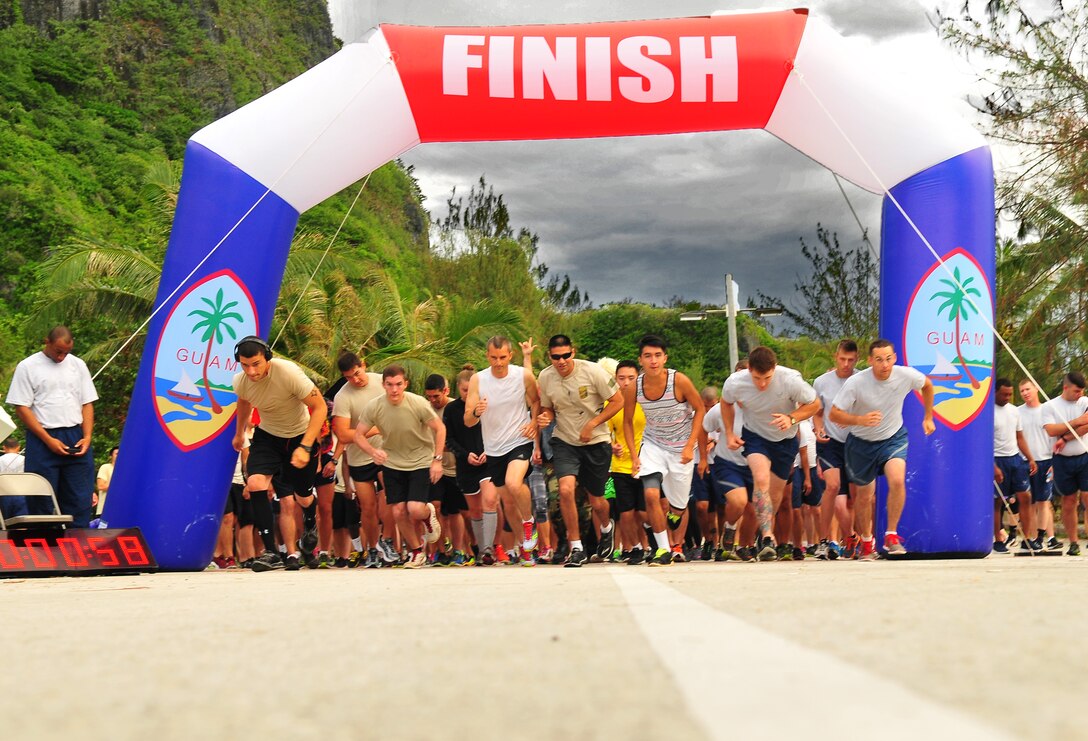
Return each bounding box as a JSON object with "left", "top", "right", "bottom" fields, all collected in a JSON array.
[{"left": 0, "top": 528, "right": 158, "bottom": 577}]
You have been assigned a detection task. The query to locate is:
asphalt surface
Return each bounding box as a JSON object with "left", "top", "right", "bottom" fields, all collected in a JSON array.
[{"left": 1, "top": 554, "right": 1081, "bottom": 740}]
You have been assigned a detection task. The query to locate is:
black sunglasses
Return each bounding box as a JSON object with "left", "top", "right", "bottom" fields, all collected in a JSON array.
[{"left": 550, "top": 352, "right": 573, "bottom": 360}]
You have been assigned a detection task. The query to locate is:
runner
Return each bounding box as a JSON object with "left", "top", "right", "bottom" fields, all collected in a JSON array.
[
  {"left": 444, "top": 365, "right": 486, "bottom": 566},
  {"left": 1041, "top": 372, "right": 1088, "bottom": 556},
  {"left": 720, "top": 346, "right": 821, "bottom": 561},
  {"left": 811, "top": 340, "right": 860, "bottom": 560},
  {"left": 231, "top": 336, "right": 326, "bottom": 572},
  {"left": 424, "top": 373, "right": 469, "bottom": 565},
  {"left": 829, "top": 339, "right": 935, "bottom": 560},
  {"left": 992, "top": 378, "right": 1038, "bottom": 553},
  {"left": 536, "top": 335, "right": 624, "bottom": 567},
  {"left": 704, "top": 360, "right": 753, "bottom": 562},
  {"left": 463, "top": 336, "right": 541, "bottom": 566},
  {"left": 1018, "top": 379, "right": 1061, "bottom": 551},
  {"left": 352, "top": 365, "right": 444, "bottom": 569},
  {"left": 623, "top": 334, "right": 707, "bottom": 567}
]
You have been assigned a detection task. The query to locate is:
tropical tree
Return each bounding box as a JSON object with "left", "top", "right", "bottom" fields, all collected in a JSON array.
[
  {"left": 930, "top": 266, "right": 983, "bottom": 389},
  {"left": 187, "top": 287, "right": 243, "bottom": 413}
]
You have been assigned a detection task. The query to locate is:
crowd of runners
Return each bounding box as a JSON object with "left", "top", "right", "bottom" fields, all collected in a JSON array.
[{"left": 207, "top": 332, "right": 1088, "bottom": 571}]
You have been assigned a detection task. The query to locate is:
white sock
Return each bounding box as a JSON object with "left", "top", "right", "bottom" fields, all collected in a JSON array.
[
  {"left": 600, "top": 519, "right": 614, "bottom": 534},
  {"left": 352, "top": 537, "right": 362, "bottom": 551},
  {"left": 653, "top": 531, "right": 669, "bottom": 550},
  {"left": 571, "top": 539, "right": 583, "bottom": 551}
]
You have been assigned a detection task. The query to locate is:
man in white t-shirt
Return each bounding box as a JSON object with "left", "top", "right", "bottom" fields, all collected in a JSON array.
[
  {"left": 0, "top": 436, "right": 26, "bottom": 521},
  {"left": 1018, "top": 379, "right": 1061, "bottom": 551},
  {"left": 1041, "top": 372, "right": 1088, "bottom": 557},
  {"left": 6, "top": 326, "right": 98, "bottom": 527},
  {"left": 992, "top": 378, "right": 1037, "bottom": 553},
  {"left": 811, "top": 339, "right": 860, "bottom": 560},
  {"left": 829, "top": 339, "right": 935, "bottom": 560}
]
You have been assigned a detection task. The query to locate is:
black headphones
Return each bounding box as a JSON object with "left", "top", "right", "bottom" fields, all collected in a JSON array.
[{"left": 233, "top": 335, "right": 274, "bottom": 362}]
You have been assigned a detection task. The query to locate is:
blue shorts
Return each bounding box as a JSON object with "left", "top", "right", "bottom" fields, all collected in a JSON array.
[
  {"left": 845, "top": 427, "right": 908, "bottom": 487},
  {"left": 994, "top": 455, "right": 1030, "bottom": 500},
  {"left": 690, "top": 464, "right": 723, "bottom": 506},
  {"left": 741, "top": 427, "right": 799, "bottom": 481},
  {"left": 817, "top": 438, "right": 846, "bottom": 472},
  {"left": 791, "top": 465, "right": 824, "bottom": 508},
  {"left": 1029, "top": 459, "right": 1053, "bottom": 503},
  {"left": 1052, "top": 453, "right": 1088, "bottom": 497},
  {"left": 710, "top": 457, "right": 753, "bottom": 502}
]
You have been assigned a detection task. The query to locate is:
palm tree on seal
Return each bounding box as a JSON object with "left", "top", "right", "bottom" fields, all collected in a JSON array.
[{"left": 930, "top": 267, "right": 982, "bottom": 389}]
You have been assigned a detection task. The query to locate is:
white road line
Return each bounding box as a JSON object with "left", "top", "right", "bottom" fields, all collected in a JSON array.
[{"left": 608, "top": 568, "right": 1013, "bottom": 741}]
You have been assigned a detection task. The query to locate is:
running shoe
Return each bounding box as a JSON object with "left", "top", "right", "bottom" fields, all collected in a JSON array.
[
  {"left": 285, "top": 553, "right": 302, "bottom": 571},
  {"left": 843, "top": 534, "right": 859, "bottom": 560},
  {"left": 423, "top": 502, "right": 442, "bottom": 544},
  {"left": 479, "top": 547, "right": 495, "bottom": 566},
  {"left": 364, "top": 548, "right": 380, "bottom": 569},
  {"left": 301, "top": 523, "right": 318, "bottom": 554},
  {"left": 521, "top": 551, "right": 536, "bottom": 567},
  {"left": 814, "top": 541, "right": 830, "bottom": 560},
  {"left": 1068, "top": 542, "right": 1081, "bottom": 557},
  {"left": 627, "top": 547, "right": 646, "bottom": 566},
  {"left": 611, "top": 549, "right": 624, "bottom": 563},
  {"left": 494, "top": 544, "right": 511, "bottom": 564},
  {"left": 791, "top": 545, "right": 805, "bottom": 561},
  {"left": 565, "top": 548, "right": 588, "bottom": 567},
  {"left": 378, "top": 537, "right": 399, "bottom": 564},
  {"left": 713, "top": 547, "right": 725, "bottom": 562},
  {"left": 251, "top": 550, "right": 284, "bottom": 572},
  {"left": 597, "top": 521, "right": 615, "bottom": 559},
  {"left": 827, "top": 540, "right": 842, "bottom": 560},
  {"left": 537, "top": 547, "right": 555, "bottom": 564},
  {"left": 701, "top": 542, "right": 715, "bottom": 561},
  {"left": 240, "top": 558, "right": 255, "bottom": 570},
  {"left": 671, "top": 544, "right": 686, "bottom": 563},
  {"left": 211, "top": 555, "right": 232, "bottom": 570},
  {"left": 648, "top": 547, "right": 673, "bottom": 566},
  {"left": 452, "top": 550, "right": 468, "bottom": 566},
  {"left": 1018, "top": 539, "right": 1041, "bottom": 553},
  {"left": 403, "top": 549, "right": 426, "bottom": 569},
  {"left": 1047, "top": 537, "right": 1063, "bottom": 552},
  {"left": 737, "top": 546, "right": 754, "bottom": 562},
  {"left": 858, "top": 539, "right": 877, "bottom": 561},
  {"left": 666, "top": 511, "right": 683, "bottom": 531},
  {"left": 883, "top": 533, "right": 908, "bottom": 556},
  {"left": 721, "top": 543, "right": 742, "bottom": 562},
  {"left": 348, "top": 550, "right": 363, "bottom": 568},
  {"left": 316, "top": 552, "right": 331, "bottom": 569},
  {"left": 992, "top": 540, "right": 1009, "bottom": 554},
  {"left": 334, "top": 557, "right": 349, "bottom": 568},
  {"left": 757, "top": 538, "right": 777, "bottom": 562},
  {"left": 776, "top": 543, "right": 791, "bottom": 561},
  {"left": 523, "top": 520, "right": 539, "bottom": 551}
]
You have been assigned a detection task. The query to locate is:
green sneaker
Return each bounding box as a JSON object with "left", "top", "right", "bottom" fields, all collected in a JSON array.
[
  {"left": 648, "top": 547, "right": 673, "bottom": 567},
  {"left": 666, "top": 511, "right": 683, "bottom": 530}
]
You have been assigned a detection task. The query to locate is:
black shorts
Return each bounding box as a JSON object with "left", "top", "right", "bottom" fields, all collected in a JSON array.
[
  {"left": 551, "top": 439, "right": 611, "bottom": 498},
  {"left": 431, "top": 475, "right": 469, "bottom": 516},
  {"left": 485, "top": 442, "right": 534, "bottom": 486},
  {"left": 314, "top": 452, "right": 336, "bottom": 487},
  {"left": 456, "top": 459, "right": 487, "bottom": 496},
  {"left": 225, "top": 483, "right": 255, "bottom": 528},
  {"left": 248, "top": 426, "right": 319, "bottom": 497},
  {"left": 383, "top": 467, "right": 432, "bottom": 505},
  {"left": 348, "top": 461, "right": 382, "bottom": 485},
  {"left": 332, "top": 491, "right": 360, "bottom": 530},
  {"left": 612, "top": 472, "right": 646, "bottom": 513}
]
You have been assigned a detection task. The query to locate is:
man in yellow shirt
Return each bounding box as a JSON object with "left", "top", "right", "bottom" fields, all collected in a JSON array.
[{"left": 607, "top": 360, "right": 649, "bottom": 565}]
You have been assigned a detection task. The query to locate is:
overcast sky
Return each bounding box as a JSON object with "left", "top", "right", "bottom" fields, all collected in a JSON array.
[{"left": 326, "top": 1, "right": 987, "bottom": 311}]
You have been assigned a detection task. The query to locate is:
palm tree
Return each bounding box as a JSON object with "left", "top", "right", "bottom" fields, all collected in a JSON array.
[
  {"left": 930, "top": 267, "right": 983, "bottom": 389},
  {"left": 187, "top": 288, "right": 244, "bottom": 414}
]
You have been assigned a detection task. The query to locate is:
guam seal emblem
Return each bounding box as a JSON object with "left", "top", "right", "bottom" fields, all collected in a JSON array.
[
  {"left": 152, "top": 270, "right": 258, "bottom": 451},
  {"left": 903, "top": 248, "right": 994, "bottom": 431}
]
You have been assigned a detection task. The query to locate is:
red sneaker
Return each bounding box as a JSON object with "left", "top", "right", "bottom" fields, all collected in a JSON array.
[
  {"left": 494, "top": 544, "right": 511, "bottom": 564},
  {"left": 858, "top": 538, "right": 877, "bottom": 561},
  {"left": 883, "top": 533, "right": 907, "bottom": 556}
]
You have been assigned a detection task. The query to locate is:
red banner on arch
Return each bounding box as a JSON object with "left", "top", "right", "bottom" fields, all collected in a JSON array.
[{"left": 381, "top": 11, "right": 808, "bottom": 143}]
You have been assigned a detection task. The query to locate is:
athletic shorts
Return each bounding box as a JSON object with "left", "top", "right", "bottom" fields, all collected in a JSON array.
[
  {"left": 1052, "top": 453, "right": 1088, "bottom": 497},
  {"left": 225, "top": 483, "right": 255, "bottom": 528},
  {"left": 314, "top": 452, "right": 336, "bottom": 487},
  {"left": 741, "top": 427, "right": 800, "bottom": 481},
  {"left": 1029, "top": 459, "right": 1053, "bottom": 503},
  {"left": 690, "top": 464, "right": 723, "bottom": 506},
  {"left": 791, "top": 466, "right": 824, "bottom": 508},
  {"left": 817, "top": 438, "right": 847, "bottom": 472},
  {"left": 844, "top": 427, "right": 908, "bottom": 487},
  {"left": 431, "top": 475, "right": 468, "bottom": 516},
  {"left": 485, "top": 442, "right": 534, "bottom": 486},
  {"left": 455, "top": 458, "right": 487, "bottom": 496},
  {"left": 611, "top": 472, "right": 646, "bottom": 513},
  {"left": 247, "top": 426, "right": 319, "bottom": 497},
  {"left": 710, "top": 457, "right": 753, "bottom": 502},
  {"left": 994, "top": 455, "right": 1030, "bottom": 500},
  {"left": 637, "top": 439, "right": 694, "bottom": 510},
  {"left": 348, "top": 461, "right": 381, "bottom": 485},
  {"left": 382, "top": 467, "right": 432, "bottom": 505},
  {"left": 332, "top": 491, "right": 359, "bottom": 530},
  {"left": 551, "top": 439, "right": 611, "bottom": 498}
]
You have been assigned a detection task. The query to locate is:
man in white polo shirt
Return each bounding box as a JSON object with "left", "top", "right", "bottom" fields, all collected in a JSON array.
[{"left": 7, "top": 326, "right": 98, "bottom": 527}]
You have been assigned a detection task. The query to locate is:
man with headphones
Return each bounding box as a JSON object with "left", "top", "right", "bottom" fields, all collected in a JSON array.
[{"left": 231, "top": 336, "right": 327, "bottom": 571}]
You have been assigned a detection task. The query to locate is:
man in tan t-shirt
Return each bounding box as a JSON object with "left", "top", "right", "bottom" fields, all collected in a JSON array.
[
  {"left": 231, "top": 336, "right": 327, "bottom": 572},
  {"left": 328, "top": 351, "right": 396, "bottom": 568},
  {"left": 536, "top": 334, "right": 624, "bottom": 567},
  {"left": 352, "top": 365, "right": 445, "bottom": 569}
]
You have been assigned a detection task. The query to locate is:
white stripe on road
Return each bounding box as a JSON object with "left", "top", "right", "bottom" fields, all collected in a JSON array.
[{"left": 608, "top": 568, "right": 1012, "bottom": 741}]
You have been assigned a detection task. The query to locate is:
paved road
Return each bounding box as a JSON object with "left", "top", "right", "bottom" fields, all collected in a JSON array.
[{"left": 2, "top": 555, "right": 1080, "bottom": 740}]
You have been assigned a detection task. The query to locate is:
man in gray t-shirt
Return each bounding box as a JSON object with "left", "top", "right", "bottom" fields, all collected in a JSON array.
[{"left": 829, "top": 339, "right": 935, "bottom": 559}]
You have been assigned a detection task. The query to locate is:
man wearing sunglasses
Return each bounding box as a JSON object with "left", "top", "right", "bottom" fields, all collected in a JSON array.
[{"left": 537, "top": 335, "right": 625, "bottom": 567}]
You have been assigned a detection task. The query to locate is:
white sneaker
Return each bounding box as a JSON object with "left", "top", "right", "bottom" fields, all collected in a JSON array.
[
  {"left": 403, "top": 550, "right": 426, "bottom": 569},
  {"left": 423, "top": 502, "right": 442, "bottom": 544}
]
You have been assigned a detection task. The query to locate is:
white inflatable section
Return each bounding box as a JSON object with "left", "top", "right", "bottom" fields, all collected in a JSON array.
[
  {"left": 765, "top": 18, "right": 986, "bottom": 193},
  {"left": 190, "top": 31, "right": 420, "bottom": 212}
]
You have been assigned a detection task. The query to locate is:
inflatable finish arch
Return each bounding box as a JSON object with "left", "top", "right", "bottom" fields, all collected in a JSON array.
[{"left": 103, "top": 10, "right": 995, "bottom": 569}]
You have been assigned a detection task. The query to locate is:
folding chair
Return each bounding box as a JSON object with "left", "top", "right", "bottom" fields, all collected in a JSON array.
[{"left": 0, "top": 473, "right": 74, "bottom": 530}]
